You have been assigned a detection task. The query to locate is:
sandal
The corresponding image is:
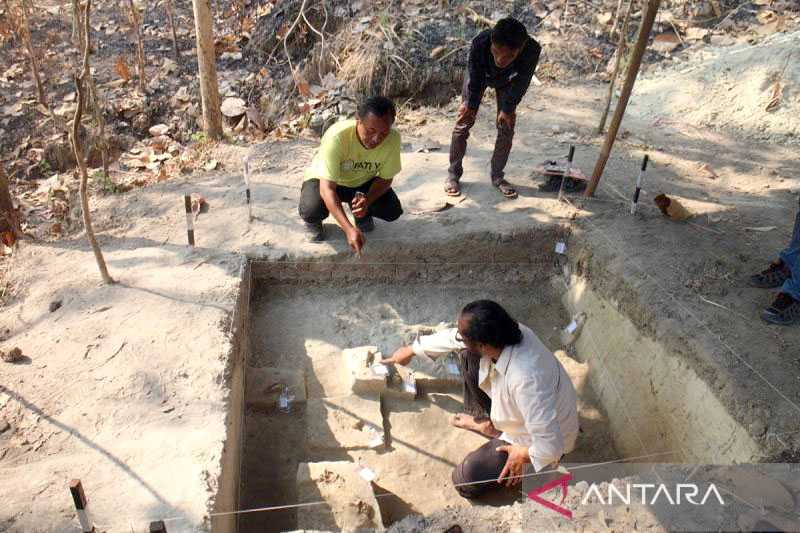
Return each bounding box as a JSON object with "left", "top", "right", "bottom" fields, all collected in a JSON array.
[
  {"left": 444, "top": 177, "right": 461, "bottom": 197},
  {"left": 493, "top": 179, "right": 518, "bottom": 199}
]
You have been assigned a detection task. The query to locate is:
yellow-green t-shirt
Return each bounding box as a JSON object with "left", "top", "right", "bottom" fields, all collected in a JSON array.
[{"left": 304, "top": 119, "right": 402, "bottom": 188}]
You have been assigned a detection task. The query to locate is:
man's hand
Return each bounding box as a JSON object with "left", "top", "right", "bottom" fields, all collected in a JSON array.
[
  {"left": 351, "top": 194, "right": 368, "bottom": 219},
  {"left": 380, "top": 346, "right": 415, "bottom": 366},
  {"left": 496, "top": 110, "right": 516, "bottom": 130},
  {"left": 346, "top": 227, "right": 365, "bottom": 255},
  {"left": 457, "top": 104, "right": 477, "bottom": 124},
  {"left": 496, "top": 444, "right": 530, "bottom": 487}
]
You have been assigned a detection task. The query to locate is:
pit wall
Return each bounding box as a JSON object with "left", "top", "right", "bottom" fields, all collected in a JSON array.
[
  {"left": 563, "top": 275, "right": 762, "bottom": 463},
  {"left": 211, "top": 259, "right": 252, "bottom": 533},
  {"left": 250, "top": 228, "right": 569, "bottom": 285}
]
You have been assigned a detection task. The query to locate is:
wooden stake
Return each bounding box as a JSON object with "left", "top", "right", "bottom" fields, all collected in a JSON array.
[
  {"left": 184, "top": 194, "right": 195, "bottom": 246},
  {"left": 191, "top": 0, "right": 223, "bottom": 139},
  {"left": 597, "top": 0, "right": 633, "bottom": 134},
  {"left": 586, "top": 0, "right": 661, "bottom": 198},
  {"left": 69, "top": 479, "right": 95, "bottom": 533},
  {"left": 242, "top": 156, "right": 252, "bottom": 222}
]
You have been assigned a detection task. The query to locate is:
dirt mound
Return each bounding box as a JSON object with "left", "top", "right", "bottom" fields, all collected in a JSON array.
[
  {"left": 633, "top": 30, "right": 800, "bottom": 144},
  {"left": 243, "top": 1, "right": 547, "bottom": 106}
]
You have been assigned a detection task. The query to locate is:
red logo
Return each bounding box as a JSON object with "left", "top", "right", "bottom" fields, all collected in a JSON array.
[{"left": 527, "top": 472, "right": 573, "bottom": 519}]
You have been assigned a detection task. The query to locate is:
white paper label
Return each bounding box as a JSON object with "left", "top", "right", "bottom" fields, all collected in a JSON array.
[
  {"left": 403, "top": 381, "right": 417, "bottom": 394},
  {"left": 446, "top": 361, "right": 460, "bottom": 376},
  {"left": 371, "top": 364, "right": 389, "bottom": 376},
  {"left": 565, "top": 320, "right": 578, "bottom": 334},
  {"left": 359, "top": 467, "right": 377, "bottom": 482},
  {"left": 555, "top": 242, "right": 567, "bottom": 255}
]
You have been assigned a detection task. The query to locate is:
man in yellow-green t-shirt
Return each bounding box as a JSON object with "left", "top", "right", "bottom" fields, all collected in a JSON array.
[{"left": 299, "top": 96, "right": 403, "bottom": 254}]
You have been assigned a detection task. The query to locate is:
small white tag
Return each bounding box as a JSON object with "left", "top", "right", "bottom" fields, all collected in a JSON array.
[
  {"left": 446, "top": 361, "right": 460, "bottom": 376},
  {"left": 403, "top": 380, "right": 416, "bottom": 394},
  {"left": 555, "top": 242, "right": 567, "bottom": 255},
  {"left": 371, "top": 364, "right": 388, "bottom": 376},
  {"left": 565, "top": 320, "right": 578, "bottom": 334},
  {"left": 359, "top": 467, "right": 377, "bottom": 482}
]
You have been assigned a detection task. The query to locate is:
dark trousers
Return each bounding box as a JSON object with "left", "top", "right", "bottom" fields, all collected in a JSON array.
[
  {"left": 451, "top": 350, "right": 508, "bottom": 499},
  {"left": 448, "top": 76, "right": 517, "bottom": 183},
  {"left": 298, "top": 178, "right": 403, "bottom": 224}
]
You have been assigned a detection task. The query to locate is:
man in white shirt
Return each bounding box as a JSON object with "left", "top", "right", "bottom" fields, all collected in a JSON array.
[{"left": 382, "top": 300, "right": 579, "bottom": 499}]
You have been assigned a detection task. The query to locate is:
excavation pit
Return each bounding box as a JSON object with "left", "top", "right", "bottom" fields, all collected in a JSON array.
[{"left": 223, "top": 232, "right": 764, "bottom": 531}]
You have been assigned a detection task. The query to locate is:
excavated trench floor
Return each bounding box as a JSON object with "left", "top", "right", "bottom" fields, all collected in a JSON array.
[{"left": 237, "top": 248, "right": 619, "bottom": 531}]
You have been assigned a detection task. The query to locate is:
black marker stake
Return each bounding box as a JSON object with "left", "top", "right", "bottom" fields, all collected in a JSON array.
[
  {"left": 631, "top": 154, "right": 649, "bottom": 215},
  {"left": 557, "top": 145, "right": 575, "bottom": 202},
  {"left": 184, "top": 194, "right": 195, "bottom": 246},
  {"left": 243, "top": 156, "right": 252, "bottom": 222}
]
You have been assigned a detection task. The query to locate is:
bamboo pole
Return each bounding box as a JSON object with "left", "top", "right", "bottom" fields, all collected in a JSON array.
[{"left": 586, "top": 0, "right": 661, "bottom": 197}]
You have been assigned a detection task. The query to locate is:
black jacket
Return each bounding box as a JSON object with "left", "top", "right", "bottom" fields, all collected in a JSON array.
[{"left": 465, "top": 29, "right": 542, "bottom": 113}]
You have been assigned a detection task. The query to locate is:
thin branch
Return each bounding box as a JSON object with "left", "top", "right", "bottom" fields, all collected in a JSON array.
[
  {"left": 70, "top": 0, "right": 114, "bottom": 284},
  {"left": 165, "top": 0, "right": 179, "bottom": 61},
  {"left": 282, "top": 0, "right": 308, "bottom": 92},
  {"left": 19, "top": 0, "right": 47, "bottom": 107}
]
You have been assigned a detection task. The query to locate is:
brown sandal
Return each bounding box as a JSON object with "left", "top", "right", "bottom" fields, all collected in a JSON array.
[
  {"left": 494, "top": 179, "right": 518, "bottom": 199},
  {"left": 444, "top": 177, "right": 461, "bottom": 197}
]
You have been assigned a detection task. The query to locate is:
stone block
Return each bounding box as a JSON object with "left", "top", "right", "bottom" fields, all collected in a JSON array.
[
  {"left": 296, "top": 461, "right": 383, "bottom": 532},
  {"left": 245, "top": 366, "right": 306, "bottom": 411},
  {"left": 343, "top": 346, "right": 389, "bottom": 395}
]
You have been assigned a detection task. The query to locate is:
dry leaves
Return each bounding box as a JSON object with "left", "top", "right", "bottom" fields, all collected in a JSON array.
[
  {"left": 652, "top": 32, "right": 682, "bottom": 54},
  {"left": 765, "top": 81, "right": 783, "bottom": 112},
  {"left": 115, "top": 56, "right": 131, "bottom": 82}
]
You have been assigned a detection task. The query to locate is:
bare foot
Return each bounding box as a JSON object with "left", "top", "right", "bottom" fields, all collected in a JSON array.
[{"left": 452, "top": 413, "right": 501, "bottom": 438}]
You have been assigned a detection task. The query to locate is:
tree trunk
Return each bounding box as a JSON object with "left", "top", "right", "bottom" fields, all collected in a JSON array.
[
  {"left": 191, "top": 0, "right": 223, "bottom": 139},
  {"left": 126, "top": 0, "right": 147, "bottom": 94},
  {"left": 0, "top": 164, "right": 23, "bottom": 247},
  {"left": 586, "top": 0, "right": 661, "bottom": 197},
  {"left": 597, "top": 0, "right": 634, "bottom": 134},
  {"left": 165, "top": 0, "right": 180, "bottom": 61},
  {"left": 71, "top": 0, "right": 114, "bottom": 284},
  {"left": 19, "top": 0, "right": 47, "bottom": 107}
]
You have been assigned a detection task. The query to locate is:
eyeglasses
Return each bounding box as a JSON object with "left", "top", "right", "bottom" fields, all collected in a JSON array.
[{"left": 455, "top": 332, "right": 465, "bottom": 343}]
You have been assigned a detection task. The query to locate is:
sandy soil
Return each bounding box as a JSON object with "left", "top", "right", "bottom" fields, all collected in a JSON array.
[
  {"left": 242, "top": 281, "right": 618, "bottom": 531},
  {"left": 1, "top": 79, "right": 799, "bottom": 531}
]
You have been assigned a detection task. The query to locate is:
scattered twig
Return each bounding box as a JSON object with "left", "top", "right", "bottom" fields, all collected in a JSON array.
[{"left": 435, "top": 44, "right": 469, "bottom": 63}]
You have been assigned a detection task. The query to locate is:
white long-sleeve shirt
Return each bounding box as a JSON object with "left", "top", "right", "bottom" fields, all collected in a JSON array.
[{"left": 411, "top": 324, "right": 579, "bottom": 471}]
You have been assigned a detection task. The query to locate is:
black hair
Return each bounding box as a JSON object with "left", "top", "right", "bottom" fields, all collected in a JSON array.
[
  {"left": 491, "top": 17, "right": 529, "bottom": 50},
  {"left": 357, "top": 95, "right": 396, "bottom": 121},
  {"left": 459, "top": 300, "right": 523, "bottom": 348}
]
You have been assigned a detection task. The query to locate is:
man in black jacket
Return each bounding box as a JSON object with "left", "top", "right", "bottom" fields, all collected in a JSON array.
[{"left": 446, "top": 17, "right": 541, "bottom": 199}]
